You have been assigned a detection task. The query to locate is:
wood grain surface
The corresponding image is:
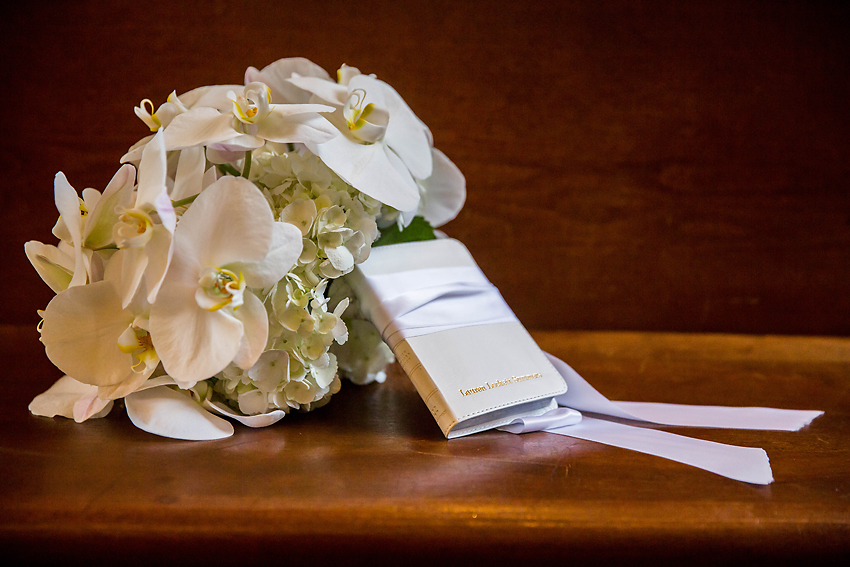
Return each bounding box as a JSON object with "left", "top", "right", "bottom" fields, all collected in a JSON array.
[
  {"left": 1, "top": 324, "right": 847, "bottom": 564},
  {"left": 2, "top": 0, "right": 848, "bottom": 334}
]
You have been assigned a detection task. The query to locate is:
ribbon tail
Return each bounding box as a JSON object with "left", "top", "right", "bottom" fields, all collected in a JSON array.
[
  {"left": 547, "top": 353, "right": 823, "bottom": 431},
  {"left": 548, "top": 416, "right": 775, "bottom": 485}
]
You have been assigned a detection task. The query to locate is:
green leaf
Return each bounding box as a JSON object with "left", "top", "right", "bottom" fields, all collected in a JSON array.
[
  {"left": 373, "top": 216, "right": 437, "bottom": 247},
  {"left": 217, "top": 163, "right": 241, "bottom": 177}
]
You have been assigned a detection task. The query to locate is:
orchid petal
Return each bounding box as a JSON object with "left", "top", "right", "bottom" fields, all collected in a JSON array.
[
  {"left": 233, "top": 221, "right": 303, "bottom": 289},
  {"left": 97, "top": 369, "right": 157, "bottom": 400},
  {"left": 150, "top": 264, "right": 245, "bottom": 387},
  {"left": 143, "top": 224, "right": 173, "bottom": 304},
  {"left": 177, "top": 176, "right": 273, "bottom": 268},
  {"left": 29, "top": 375, "right": 112, "bottom": 420},
  {"left": 286, "top": 75, "right": 348, "bottom": 106},
  {"left": 136, "top": 130, "right": 168, "bottom": 210},
  {"left": 207, "top": 134, "right": 265, "bottom": 151},
  {"left": 246, "top": 58, "right": 331, "bottom": 104},
  {"left": 84, "top": 164, "right": 135, "bottom": 249},
  {"left": 307, "top": 138, "right": 419, "bottom": 211},
  {"left": 361, "top": 75, "right": 433, "bottom": 180},
  {"left": 171, "top": 146, "right": 205, "bottom": 201},
  {"left": 178, "top": 84, "right": 241, "bottom": 112},
  {"left": 81, "top": 187, "right": 101, "bottom": 211},
  {"left": 54, "top": 172, "right": 86, "bottom": 287},
  {"left": 204, "top": 399, "right": 287, "bottom": 428},
  {"left": 121, "top": 134, "right": 154, "bottom": 165},
  {"left": 417, "top": 148, "right": 466, "bottom": 227},
  {"left": 40, "top": 281, "right": 136, "bottom": 387},
  {"left": 163, "top": 108, "right": 241, "bottom": 150},
  {"left": 153, "top": 190, "right": 177, "bottom": 233},
  {"left": 125, "top": 386, "right": 234, "bottom": 440},
  {"left": 255, "top": 110, "right": 338, "bottom": 145},
  {"left": 24, "top": 241, "right": 74, "bottom": 293},
  {"left": 73, "top": 392, "right": 113, "bottom": 422},
  {"left": 118, "top": 247, "right": 148, "bottom": 308},
  {"left": 267, "top": 103, "right": 335, "bottom": 117},
  {"left": 230, "top": 291, "right": 269, "bottom": 370},
  {"left": 202, "top": 161, "right": 218, "bottom": 189}
]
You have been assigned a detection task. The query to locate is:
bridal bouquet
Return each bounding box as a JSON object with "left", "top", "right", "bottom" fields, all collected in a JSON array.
[{"left": 26, "top": 57, "right": 465, "bottom": 439}]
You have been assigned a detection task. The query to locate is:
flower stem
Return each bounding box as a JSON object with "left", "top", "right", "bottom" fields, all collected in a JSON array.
[
  {"left": 172, "top": 193, "right": 200, "bottom": 208},
  {"left": 217, "top": 163, "right": 241, "bottom": 177},
  {"left": 242, "top": 150, "right": 253, "bottom": 179}
]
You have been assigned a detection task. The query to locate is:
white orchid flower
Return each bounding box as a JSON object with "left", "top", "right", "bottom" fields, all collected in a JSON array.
[
  {"left": 161, "top": 82, "right": 338, "bottom": 157},
  {"left": 134, "top": 90, "right": 189, "bottom": 132},
  {"left": 38, "top": 253, "right": 162, "bottom": 407},
  {"left": 285, "top": 66, "right": 432, "bottom": 212},
  {"left": 245, "top": 57, "right": 332, "bottom": 104},
  {"left": 123, "top": 85, "right": 241, "bottom": 163},
  {"left": 26, "top": 163, "right": 136, "bottom": 291},
  {"left": 111, "top": 129, "right": 176, "bottom": 307},
  {"left": 149, "top": 176, "right": 302, "bottom": 388}
]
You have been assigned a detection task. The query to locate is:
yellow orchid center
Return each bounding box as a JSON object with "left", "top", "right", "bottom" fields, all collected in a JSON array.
[
  {"left": 230, "top": 83, "right": 272, "bottom": 125},
  {"left": 343, "top": 89, "right": 373, "bottom": 131},
  {"left": 342, "top": 89, "right": 388, "bottom": 144},
  {"left": 196, "top": 267, "right": 246, "bottom": 312},
  {"left": 113, "top": 208, "right": 154, "bottom": 249},
  {"left": 118, "top": 325, "right": 158, "bottom": 373},
  {"left": 136, "top": 99, "right": 162, "bottom": 132}
]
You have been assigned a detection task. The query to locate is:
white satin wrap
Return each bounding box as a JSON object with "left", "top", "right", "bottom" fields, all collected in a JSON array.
[{"left": 360, "top": 264, "right": 823, "bottom": 485}]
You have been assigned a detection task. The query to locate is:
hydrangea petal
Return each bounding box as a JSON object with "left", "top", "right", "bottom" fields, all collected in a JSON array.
[
  {"left": 325, "top": 245, "right": 355, "bottom": 273},
  {"left": 125, "top": 386, "right": 234, "bottom": 440}
]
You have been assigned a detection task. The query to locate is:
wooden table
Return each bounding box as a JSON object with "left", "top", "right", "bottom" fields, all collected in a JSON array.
[{"left": 2, "top": 325, "right": 847, "bottom": 564}]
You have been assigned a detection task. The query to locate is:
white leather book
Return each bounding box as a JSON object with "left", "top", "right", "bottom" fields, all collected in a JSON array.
[{"left": 346, "top": 238, "right": 567, "bottom": 438}]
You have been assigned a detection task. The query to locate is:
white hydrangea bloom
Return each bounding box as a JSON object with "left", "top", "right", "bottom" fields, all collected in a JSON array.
[{"left": 327, "top": 275, "right": 395, "bottom": 386}]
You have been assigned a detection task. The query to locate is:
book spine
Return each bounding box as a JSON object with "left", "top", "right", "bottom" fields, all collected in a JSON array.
[
  {"left": 392, "top": 339, "right": 456, "bottom": 437},
  {"left": 346, "top": 267, "right": 456, "bottom": 437}
]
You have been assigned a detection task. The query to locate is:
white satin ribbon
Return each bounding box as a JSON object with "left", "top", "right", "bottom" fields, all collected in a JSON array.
[{"left": 361, "top": 266, "right": 823, "bottom": 485}]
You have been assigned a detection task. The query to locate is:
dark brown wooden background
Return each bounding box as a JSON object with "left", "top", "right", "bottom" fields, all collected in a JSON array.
[{"left": 2, "top": 0, "right": 848, "bottom": 335}]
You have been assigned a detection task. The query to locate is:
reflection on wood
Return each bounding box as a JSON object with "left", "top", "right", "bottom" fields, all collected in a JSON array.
[{"left": 1, "top": 325, "right": 848, "bottom": 562}]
